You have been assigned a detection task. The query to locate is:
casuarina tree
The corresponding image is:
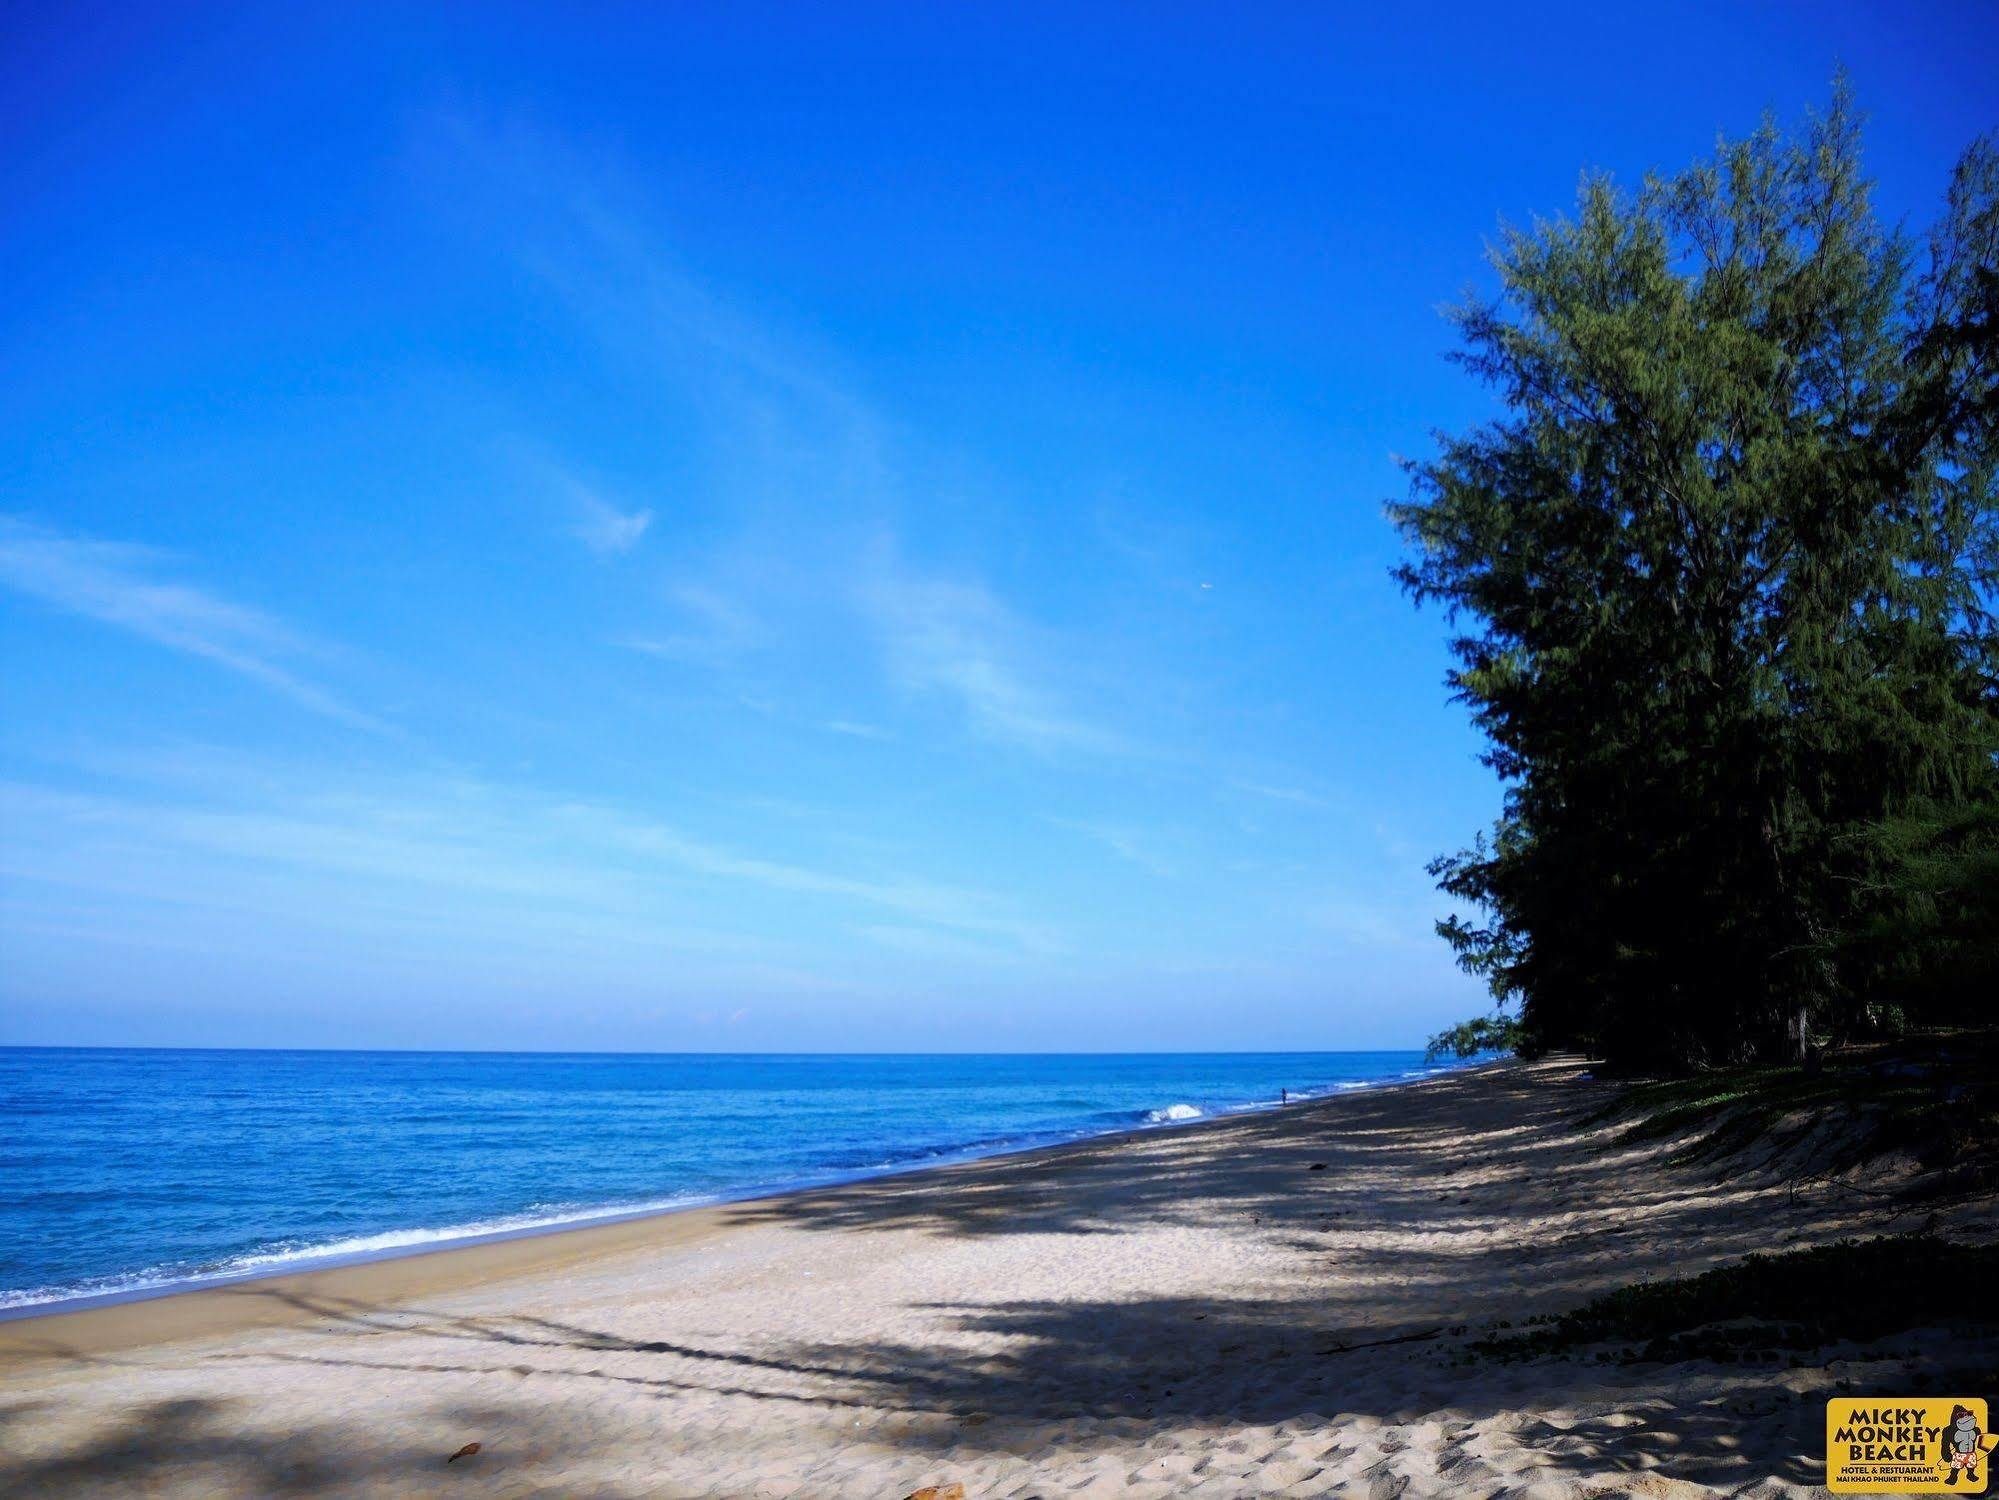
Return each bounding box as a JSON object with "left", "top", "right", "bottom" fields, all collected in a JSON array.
[{"left": 1399, "top": 87, "right": 1999, "bottom": 1070}]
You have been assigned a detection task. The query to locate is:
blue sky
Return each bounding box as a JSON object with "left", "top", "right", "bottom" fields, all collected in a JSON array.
[{"left": 2, "top": 3, "right": 1993, "bottom": 1051}]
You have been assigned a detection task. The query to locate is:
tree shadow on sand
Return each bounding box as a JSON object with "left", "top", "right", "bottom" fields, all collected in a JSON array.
[
  {"left": 17, "top": 1285, "right": 1958, "bottom": 1495},
  {"left": 708, "top": 1063, "right": 1897, "bottom": 1247},
  {"left": 0, "top": 1391, "right": 666, "bottom": 1498},
  {"left": 6, "top": 1062, "right": 1983, "bottom": 1496}
]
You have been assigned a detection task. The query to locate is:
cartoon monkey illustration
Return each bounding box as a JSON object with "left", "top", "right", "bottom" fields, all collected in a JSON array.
[{"left": 1944, "top": 1405, "right": 1989, "bottom": 1487}]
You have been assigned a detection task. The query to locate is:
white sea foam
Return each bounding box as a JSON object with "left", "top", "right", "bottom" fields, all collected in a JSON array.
[
  {"left": 3, "top": 1057, "right": 1491, "bottom": 1317},
  {"left": 214, "top": 1215, "right": 591, "bottom": 1273},
  {"left": 0, "top": 1270, "right": 190, "bottom": 1312},
  {"left": 0, "top": 1195, "right": 713, "bottom": 1315}
]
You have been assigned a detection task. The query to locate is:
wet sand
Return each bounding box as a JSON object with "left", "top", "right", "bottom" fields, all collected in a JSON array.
[{"left": 3, "top": 1057, "right": 1989, "bottom": 1497}]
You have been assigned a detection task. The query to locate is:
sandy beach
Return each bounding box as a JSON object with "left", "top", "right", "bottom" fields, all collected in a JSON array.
[{"left": 3, "top": 1058, "right": 1992, "bottom": 1498}]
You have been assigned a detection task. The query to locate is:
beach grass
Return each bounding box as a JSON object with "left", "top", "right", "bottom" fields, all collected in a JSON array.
[
  {"left": 1473, "top": 1234, "right": 1999, "bottom": 1366},
  {"left": 1584, "top": 1029, "right": 1999, "bottom": 1184}
]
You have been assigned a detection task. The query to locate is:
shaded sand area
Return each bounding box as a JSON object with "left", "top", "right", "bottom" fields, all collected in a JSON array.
[{"left": 4, "top": 1060, "right": 1994, "bottom": 1498}]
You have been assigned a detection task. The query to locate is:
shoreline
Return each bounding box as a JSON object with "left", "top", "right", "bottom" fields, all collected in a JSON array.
[
  {"left": 0, "top": 1057, "right": 1502, "bottom": 1363},
  {"left": 7, "top": 1053, "right": 1989, "bottom": 1497}
]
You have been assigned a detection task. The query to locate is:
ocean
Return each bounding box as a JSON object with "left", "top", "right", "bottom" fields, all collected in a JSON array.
[{"left": 0, "top": 1047, "right": 1465, "bottom": 1314}]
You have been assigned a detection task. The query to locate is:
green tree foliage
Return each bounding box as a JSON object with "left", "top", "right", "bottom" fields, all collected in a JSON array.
[
  {"left": 1395, "top": 90, "right": 1999, "bottom": 1070},
  {"left": 1424, "top": 1013, "right": 1528, "bottom": 1062}
]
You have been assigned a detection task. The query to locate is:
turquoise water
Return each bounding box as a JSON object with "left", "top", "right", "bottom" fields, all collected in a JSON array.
[{"left": 0, "top": 1048, "right": 1465, "bottom": 1313}]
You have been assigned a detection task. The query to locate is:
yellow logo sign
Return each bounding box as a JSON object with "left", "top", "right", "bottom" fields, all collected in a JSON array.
[{"left": 1827, "top": 1398, "right": 1990, "bottom": 1492}]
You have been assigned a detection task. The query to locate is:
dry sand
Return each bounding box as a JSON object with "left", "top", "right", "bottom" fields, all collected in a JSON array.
[{"left": 3, "top": 1058, "right": 1991, "bottom": 1498}]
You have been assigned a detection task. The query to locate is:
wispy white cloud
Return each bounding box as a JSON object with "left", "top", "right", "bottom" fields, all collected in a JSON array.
[
  {"left": 822, "top": 719, "right": 889, "bottom": 740},
  {"left": 1045, "top": 816, "right": 1176, "bottom": 876},
  {"left": 557, "top": 801, "right": 1053, "bottom": 950},
  {"left": 1230, "top": 777, "right": 1330, "bottom": 810},
  {"left": 430, "top": 118, "right": 1139, "bottom": 766},
  {"left": 426, "top": 111, "right": 885, "bottom": 464},
  {"left": 514, "top": 448, "right": 655, "bottom": 554},
  {"left": 861, "top": 556, "right": 1126, "bottom": 756},
  {"left": 619, "top": 582, "right": 765, "bottom": 665},
  {"left": 0, "top": 517, "right": 389, "bottom": 733},
  {"left": 0, "top": 746, "right": 1053, "bottom": 956},
  {"left": 574, "top": 495, "right": 654, "bottom": 554}
]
